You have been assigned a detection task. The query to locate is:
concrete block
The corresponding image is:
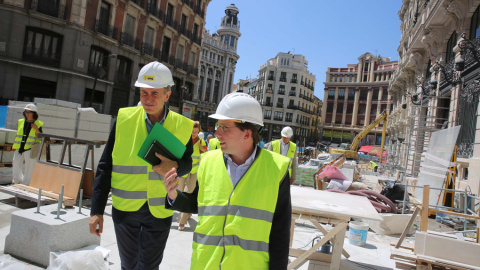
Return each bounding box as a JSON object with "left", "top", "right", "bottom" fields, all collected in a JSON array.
[
  {"left": 364, "top": 214, "right": 419, "bottom": 235},
  {"left": 0, "top": 167, "right": 13, "bottom": 184},
  {"left": 4, "top": 205, "right": 100, "bottom": 267},
  {"left": 0, "top": 128, "right": 17, "bottom": 144},
  {"left": 77, "top": 120, "right": 91, "bottom": 131},
  {"left": 414, "top": 231, "right": 480, "bottom": 267},
  {"left": 1, "top": 150, "right": 14, "bottom": 163},
  {"left": 0, "top": 132, "right": 6, "bottom": 144}
]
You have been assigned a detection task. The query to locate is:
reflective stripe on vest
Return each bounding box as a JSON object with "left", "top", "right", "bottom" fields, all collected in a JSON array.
[
  {"left": 111, "top": 106, "right": 193, "bottom": 218},
  {"left": 13, "top": 119, "right": 44, "bottom": 150},
  {"left": 271, "top": 140, "right": 296, "bottom": 177},
  {"left": 191, "top": 149, "right": 290, "bottom": 270}
]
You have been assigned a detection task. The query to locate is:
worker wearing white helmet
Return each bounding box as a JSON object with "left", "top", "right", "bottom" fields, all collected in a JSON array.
[
  {"left": 90, "top": 61, "right": 194, "bottom": 269},
  {"left": 12, "top": 103, "right": 44, "bottom": 185},
  {"left": 177, "top": 121, "right": 207, "bottom": 231},
  {"left": 265, "top": 126, "right": 298, "bottom": 185},
  {"left": 164, "top": 92, "right": 292, "bottom": 269}
]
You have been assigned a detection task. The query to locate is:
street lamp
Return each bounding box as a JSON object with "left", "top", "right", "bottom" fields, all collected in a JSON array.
[{"left": 89, "top": 53, "right": 117, "bottom": 109}]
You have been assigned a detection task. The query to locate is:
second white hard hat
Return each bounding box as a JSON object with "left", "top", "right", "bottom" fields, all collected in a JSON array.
[
  {"left": 281, "top": 126, "right": 293, "bottom": 138},
  {"left": 134, "top": 61, "right": 175, "bottom": 89},
  {"left": 198, "top": 132, "right": 205, "bottom": 140},
  {"left": 24, "top": 104, "right": 37, "bottom": 112},
  {"left": 209, "top": 93, "right": 263, "bottom": 126}
]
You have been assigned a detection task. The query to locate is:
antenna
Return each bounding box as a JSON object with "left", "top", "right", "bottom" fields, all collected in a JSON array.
[{"left": 374, "top": 49, "right": 378, "bottom": 57}]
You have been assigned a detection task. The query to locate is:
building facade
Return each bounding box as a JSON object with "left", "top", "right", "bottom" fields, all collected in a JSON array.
[
  {"left": 0, "top": 0, "right": 210, "bottom": 115},
  {"left": 195, "top": 3, "right": 240, "bottom": 132},
  {"left": 388, "top": 0, "right": 480, "bottom": 195},
  {"left": 321, "top": 53, "right": 397, "bottom": 145},
  {"left": 250, "top": 53, "right": 318, "bottom": 145}
]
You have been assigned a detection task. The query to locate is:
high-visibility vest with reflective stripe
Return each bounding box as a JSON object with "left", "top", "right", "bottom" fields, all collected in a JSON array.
[
  {"left": 192, "top": 148, "right": 290, "bottom": 269},
  {"left": 209, "top": 138, "right": 220, "bottom": 150},
  {"left": 272, "top": 140, "right": 296, "bottom": 177},
  {"left": 111, "top": 106, "right": 193, "bottom": 218},
  {"left": 182, "top": 138, "right": 206, "bottom": 176},
  {"left": 13, "top": 119, "right": 44, "bottom": 150}
]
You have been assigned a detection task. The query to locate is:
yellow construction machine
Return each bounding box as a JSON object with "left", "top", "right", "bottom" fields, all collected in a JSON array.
[{"left": 329, "top": 110, "right": 388, "bottom": 159}]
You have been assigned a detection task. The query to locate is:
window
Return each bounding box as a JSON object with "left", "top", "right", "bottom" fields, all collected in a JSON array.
[
  {"left": 470, "top": 5, "right": 480, "bottom": 39},
  {"left": 445, "top": 31, "right": 458, "bottom": 63},
  {"left": 180, "top": 14, "right": 187, "bottom": 30},
  {"left": 328, "top": 89, "right": 335, "bottom": 99},
  {"left": 145, "top": 27, "right": 154, "bottom": 45},
  {"left": 176, "top": 44, "right": 184, "bottom": 60},
  {"left": 336, "top": 104, "right": 343, "bottom": 114},
  {"left": 162, "top": 36, "right": 171, "bottom": 60},
  {"left": 97, "top": 1, "right": 111, "bottom": 36},
  {"left": 125, "top": 14, "right": 135, "bottom": 35},
  {"left": 373, "top": 89, "right": 379, "bottom": 100},
  {"left": 264, "top": 110, "right": 272, "bottom": 119},
  {"left": 114, "top": 56, "right": 132, "bottom": 85},
  {"left": 286, "top": 113, "right": 293, "bottom": 122},
  {"left": 338, "top": 89, "right": 345, "bottom": 99},
  {"left": 193, "top": 23, "right": 199, "bottom": 38},
  {"left": 189, "top": 51, "right": 195, "bottom": 66},
  {"left": 23, "top": 27, "right": 63, "bottom": 67},
  {"left": 224, "top": 35, "right": 230, "bottom": 45},
  {"left": 274, "top": 111, "right": 283, "bottom": 121},
  {"left": 88, "top": 46, "right": 110, "bottom": 78},
  {"left": 348, "top": 89, "right": 355, "bottom": 100},
  {"left": 166, "top": 3, "right": 174, "bottom": 22}
]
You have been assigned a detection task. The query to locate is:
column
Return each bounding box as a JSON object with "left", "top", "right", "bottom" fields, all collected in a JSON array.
[
  {"left": 365, "top": 89, "right": 373, "bottom": 126},
  {"left": 342, "top": 88, "right": 347, "bottom": 124},
  {"left": 352, "top": 89, "right": 360, "bottom": 126},
  {"left": 332, "top": 87, "right": 339, "bottom": 123}
]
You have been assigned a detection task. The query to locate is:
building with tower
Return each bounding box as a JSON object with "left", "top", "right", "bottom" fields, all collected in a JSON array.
[
  {"left": 250, "top": 52, "right": 317, "bottom": 145},
  {"left": 194, "top": 3, "right": 241, "bottom": 132}
]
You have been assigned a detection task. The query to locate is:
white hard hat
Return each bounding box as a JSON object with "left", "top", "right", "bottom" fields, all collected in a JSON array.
[
  {"left": 134, "top": 61, "right": 174, "bottom": 89},
  {"left": 281, "top": 126, "right": 293, "bottom": 138},
  {"left": 137, "top": 101, "right": 142, "bottom": 106},
  {"left": 198, "top": 132, "right": 205, "bottom": 140},
  {"left": 209, "top": 93, "right": 263, "bottom": 126},
  {"left": 24, "top": 104, "right": 37, "bottom": 112}
]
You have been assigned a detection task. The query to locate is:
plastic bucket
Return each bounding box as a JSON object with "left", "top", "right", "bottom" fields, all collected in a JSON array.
[{"left": 349, "top": 221, "right": 369, "bottom": 246}]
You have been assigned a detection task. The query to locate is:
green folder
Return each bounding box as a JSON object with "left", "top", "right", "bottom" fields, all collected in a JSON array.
[{"left": 137, "top": 122, "right": 187, "bottom": 161}]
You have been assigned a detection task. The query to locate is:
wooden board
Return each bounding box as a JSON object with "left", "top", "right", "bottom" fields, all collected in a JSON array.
[
  {"left": 81, "top": 169, "right": 94, "bottom": 197},
  {"left": 29, "top": 163, "right": 82, "bottom": 201},
  {"left": 290, "top": 186, "right": 382, "bottom": 221}
]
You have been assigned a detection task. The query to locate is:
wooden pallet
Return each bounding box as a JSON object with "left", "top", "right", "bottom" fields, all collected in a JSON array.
[
  {"left": 0, "top": 144, "right": 13, "bottom": 151},
  {"left": 0, "top": 162, "right": 12, "bottom": 167},
  {"left": 391, "top": 248, "right": 480, "bottom": 269}
]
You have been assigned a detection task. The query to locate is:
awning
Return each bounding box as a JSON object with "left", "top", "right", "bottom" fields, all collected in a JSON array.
[
  {"left": 376, "top": 150, "right": 387, "bottom": 158},
  {"left": 358, "top": 145, "right": 373, "bottom": 154}
]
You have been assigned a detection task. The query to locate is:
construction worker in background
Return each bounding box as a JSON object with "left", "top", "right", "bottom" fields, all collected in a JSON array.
[
  {"left": 208, "top": 135, "right": 221, "bottom": 150},
  {"left": 89, "top": 61, "right": 194, "bottom": 270},
  {"left": 370, "top": 160, "right": 378, "bottom": 172},
  {"left": 265, "top": 126, "right": 297, "bottom": 185},
  {"left": 177, "top": 121, "right": 207, "bottom": 231},
  {"left": 12, "top": 104, "right": 43, "bottom": 185},
  {"left": 205, "top": 134, "right": 213, "bottom": 149},
  {"left": 164, "top": 92, "right": 292, "bottom": 270}
]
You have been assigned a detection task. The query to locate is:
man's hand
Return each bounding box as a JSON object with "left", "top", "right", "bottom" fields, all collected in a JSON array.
[
  {"left": 31, "top": 123, "right": 38, "bottom": 131},
  {"left": 89, "top": 215, "right": 104, "bottom": 237},
  {"left": 290, "top": 178, "right": 295, "bottom": 185},
  {"left": 164, "top": 167, "right": 179, "bottom": 201},
  {"left": 152, "top": 152, "right": 178, "bottom": 176}
]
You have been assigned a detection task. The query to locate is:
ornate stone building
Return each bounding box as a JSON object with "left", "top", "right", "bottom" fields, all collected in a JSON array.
[
  {"left": 250, "top": 52, "right": 317, "bottom": 145},
  {"left": 321, "top": 53, "right": 397, "bottom": 145},
  {"left": 388, "top": 0, "right": 480, "bottom": 195},
  {"left": 194, "top": 3, "right": 240, "bottom": 132},
  {"left": 0, "top": 0, "right": 210, "bottom": 115}
]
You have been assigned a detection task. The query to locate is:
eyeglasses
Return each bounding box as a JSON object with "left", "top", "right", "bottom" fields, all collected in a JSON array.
[
  {"left": 24, "top": 111, "right": 33, "bottom": 114},
  {"left": 215, "top": 122, "right": 236, "bottom": 132}
]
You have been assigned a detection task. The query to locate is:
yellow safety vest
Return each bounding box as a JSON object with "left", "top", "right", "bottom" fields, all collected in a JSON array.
[
  {"left": 192, "top": 148, "right": 290, "bottom": 270},
  {"left": 13, "top": 119, "right": 44, "bottom": 150},
  {"left": 111, "top": 106, "right": 193, "bottom": 218},
  {"left": 271, "top": 140, "right": 296, "bottom": 177},
  {"left": 370, "top": 162, "right": 378, "bottom": 170},
  {"left": 209, "top": 137, "right": 220, "bottom": 150},
  {"left": 182, "top": 138, "right": 206, "bottom": 176}
]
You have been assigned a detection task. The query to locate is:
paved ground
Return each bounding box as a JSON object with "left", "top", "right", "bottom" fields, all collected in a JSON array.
[{"left": 0, "top": 187, "right": 406, "bottom": 270}]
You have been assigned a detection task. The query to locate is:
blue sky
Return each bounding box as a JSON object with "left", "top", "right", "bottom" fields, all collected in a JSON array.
[{"left": 204, "top": 0, "right": 403, "bottom": 100}]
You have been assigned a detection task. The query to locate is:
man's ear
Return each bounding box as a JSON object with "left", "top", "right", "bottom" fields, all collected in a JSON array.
[
  {"left": 164, "top": 90, "right": 172, "bottom": 102},
  {"left": 244, "top": 129, "right": 252, "bottom": 140}
]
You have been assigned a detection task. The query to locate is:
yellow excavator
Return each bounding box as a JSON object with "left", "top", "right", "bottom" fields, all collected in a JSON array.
[{"left": 329, "top": 110, "right": 388, "bottom": 159}]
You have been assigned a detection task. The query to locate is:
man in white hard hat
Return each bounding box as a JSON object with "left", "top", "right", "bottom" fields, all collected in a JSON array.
[
  {"left": 265, "top": 126, "right": 297, "bottom": 185},
  {"left": 89, "top": 61, "right": 194, "bottom": 270},
  {"left": 164, "top": 93, "right": 292, "bottom": 269},
  {"left": 12, "top": 104, "right": 43, "bottom": 185}
]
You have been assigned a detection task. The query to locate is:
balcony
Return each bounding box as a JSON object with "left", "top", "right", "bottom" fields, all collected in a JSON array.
[
  {"left": 179, "top": 25, "right": 191, "bottom": 38},
  {"left": 291, "top": 78, "right": 297, "bottom": 83},
  {"left": 34, "top": 0, "right": 67, "bottom": 19},
  {"left": 264, "top": 102, "right": 273, "bottom": 107},
  {"left": 94, "top": 20, "right": 118, "bottom": 40},
  {"left": 278, "top": 90, "right": 285, "bottom": 95},
  {"left": 23, "top": 47, "right": 61, "bottom": 68},
  {"left": 161, "top": 51, "right": 169, "bottom": 63},
  {"left": 267, "top": 76, "right": 274, "bottom": 80},
  {"left": 287, "top": 105, "right": 297, "bottom": 110},
  {"left": 147, "top": 3, "right": 163, "bottom": 20},
  {"left": 153, "top": 48, "right": 160, "bottom": 58},
  {"left": 194, "top": 5, "right": 205, "bottom": 18},
  {"left": 289, "top": 91, "right": 296, "bottom": 96},
  {"left": 130, "top": 0, "right": 145, "bottom": 9},
  {"left": 191, "top": 35, "right": 202, "bottom": 45},
  {"left": 276, "top": 103, "right": 284, "bottom": 108},
  {"left": 279, "top": 77, "right": 286, "bottom": 82},
  {"left": 264, "top": 114, "right": 272, "bottom": 120},
  {"left": 164, "top": 15, "right": 174, "bottom": 28},
  {"left": 285, "top": 118, "right": 293, "bottom": 122},
  {"left": 274, "top": 117, "right": 283, "bottom": 121},
  {"left": 142, "top": 42, "right": 153, "bottom": 56},
  {"left": 120, "top": 32, "right": 135, "bottom": 48}
]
